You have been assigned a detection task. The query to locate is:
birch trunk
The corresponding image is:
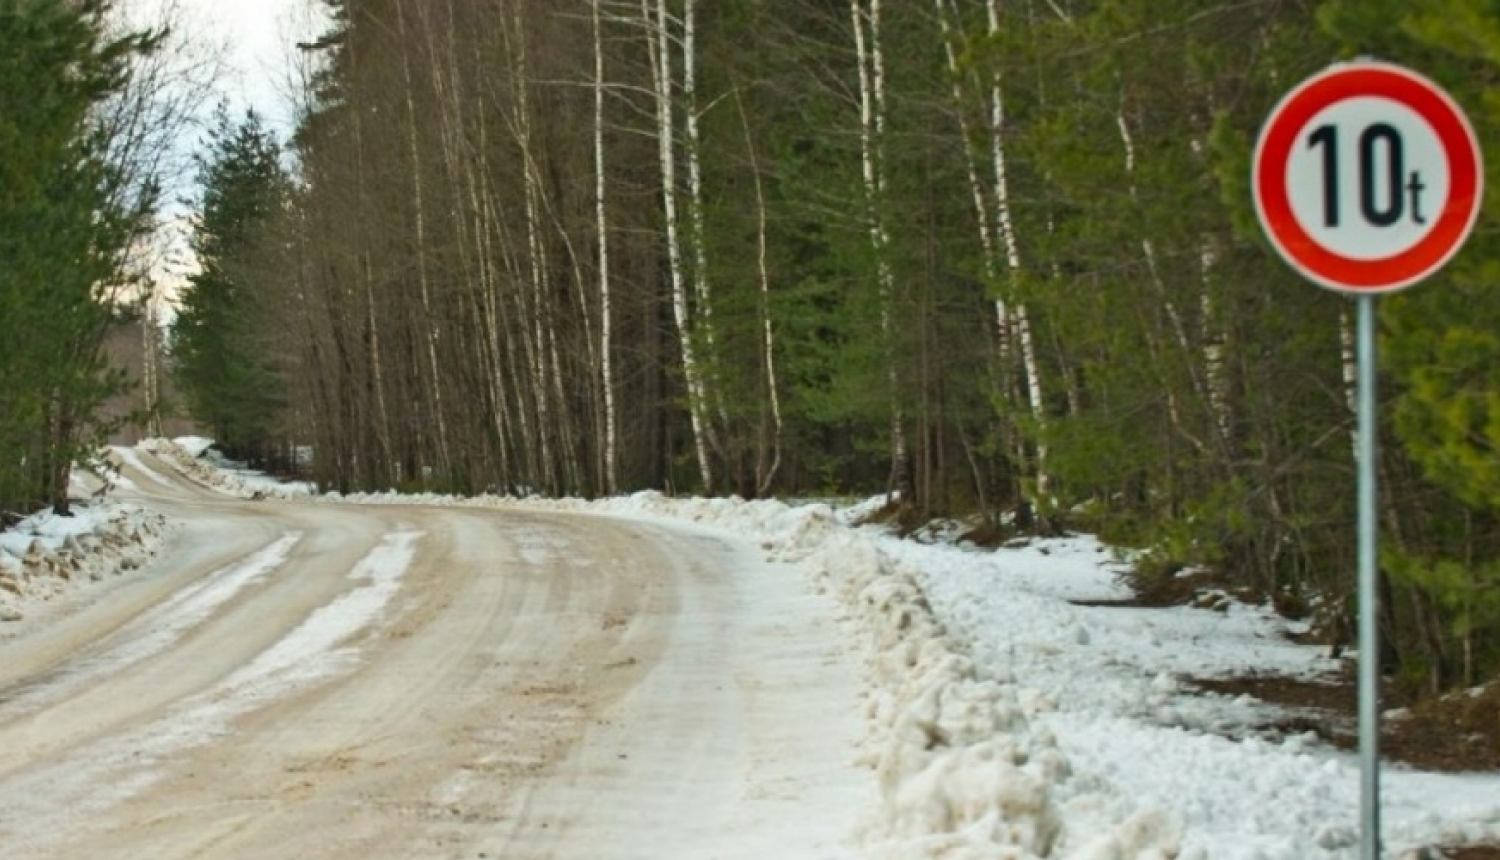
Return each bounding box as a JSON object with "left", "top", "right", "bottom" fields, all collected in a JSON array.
[
  {"left": 461, "top": 8, "right": 513, "bottom": 486},
  {"left": 643, "top": 0, "right": 714, "bottom": 493},
  {"left": 1117, "top": 103, "right": 1213, "bottom": 458},
  {"left": 1199, "top": 239, "right": 1232, "bottom": 450},
  {"left": 733, "top": 84, "right": 782, "bottom": 496},
  {"left": 851, "top": 0, "right": 907, "bottom": 498},
  {"left": 982, "top": 0, "right": 1051, "bottom": 500},
  {"left": 935, "top": 0, "right": 1004, "bottom": 339},
  {"left": 427, "top": 2, "right": 483, "bottom": 483},
  {"left": 141, "top": 291, "right": 162, "bottom": 438},
  {"left": 470, "top": 78, "right": 515, "bottom": 487},
  {"left": 506, "top": 5, "right": 558, "bottom": 494},
  {"left": 937, "top": 0, "right": 1046, "bottom": 502},
  {"left": 681, "top": 0, "right": 726, "bottom": 442},
  {"left": 593, "top": 0, "right": 618, "bottom": 496}
]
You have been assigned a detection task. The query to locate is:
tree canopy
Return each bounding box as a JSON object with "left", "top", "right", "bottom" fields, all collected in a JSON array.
[
  {"left": 157, "top": 0, "right": 1500, "bottom": 691},
  {"left": 0, "top": 0, "right": 159, "bottom": 516}
]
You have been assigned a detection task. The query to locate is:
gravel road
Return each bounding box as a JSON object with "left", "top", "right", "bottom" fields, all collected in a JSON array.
[{"left": 0, "top": 451, "right": 867, "bottom": 859}]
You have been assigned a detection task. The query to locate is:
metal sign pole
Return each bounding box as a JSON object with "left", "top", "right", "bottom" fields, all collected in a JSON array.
[
  {"left": 1356, "top": 293, "right": 1381, "bottom": 860},
  {"left": 1253, "top": 58, "right": 1480, "bottom": 859}
]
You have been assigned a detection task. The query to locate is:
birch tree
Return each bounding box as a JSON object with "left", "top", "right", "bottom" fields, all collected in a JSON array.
[
  {"left": 592, "top": 0, "right": 619, "bottom": 496},
  {"left": 935, "top": 0, "right": 1051, "bottom": 505},
  {"left": 849, "top": 0, "right": 908, "bottom": 498},
  {"left": 642, "top": 0, "right": 715, "bottom": 492}
]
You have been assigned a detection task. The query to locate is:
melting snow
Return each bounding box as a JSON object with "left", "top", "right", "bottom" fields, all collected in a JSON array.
[{"left": 37, "top": 439, "right": 1500, "bottom": 858}]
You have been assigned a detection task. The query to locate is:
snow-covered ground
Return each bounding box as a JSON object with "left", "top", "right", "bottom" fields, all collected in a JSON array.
[
  {"left": 8, "top": 437, "right": 1500, "bottom": 857},
  {"left": 531, "top": 493, "right": 1500, "bottom": 858},
  {"left": 141, "top": 436, "right": 317, "bottom": 498},
  {"left": 0, "top": 487, "right": 168, "bottom": 624}
]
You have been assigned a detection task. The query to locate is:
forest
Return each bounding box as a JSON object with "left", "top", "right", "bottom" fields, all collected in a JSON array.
[{"left": 4, "top": 0, "right": 1500, "bottom": 698}]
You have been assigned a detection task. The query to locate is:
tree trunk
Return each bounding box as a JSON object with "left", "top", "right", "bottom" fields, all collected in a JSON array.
[
  {"left": 733, "top": 84, "right": 782, "bottom": 497},
  {"left": 593, "top": 0, "right": 618, "bottom": 496},
  {"left": 395, "top": 0, "right": 453, "bottom": 485},
  {"left": 643, "top": 0, "right": 713, "bottom": 494},
  {"left": 850, "top": 0, "right": 907, "bottom": 499}
]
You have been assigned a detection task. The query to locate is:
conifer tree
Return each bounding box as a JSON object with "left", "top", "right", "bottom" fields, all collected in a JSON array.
[
  {"left": 0, "top": 0, "right": 159, "bottom": 515},
  {"left": 172, "top": 107, "right": 290, "bottom": 467},
  {"left": 1322, "top": 0, "right": 1500, "bottom": 685}
]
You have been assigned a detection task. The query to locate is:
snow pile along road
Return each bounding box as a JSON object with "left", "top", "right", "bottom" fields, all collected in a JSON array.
[
  {"left": 492, "top": 493, "right": 1185, "bottom": 859},
  {"left": 146, "top": 440, "right": 1500, "bottom": 857},
  {"left": 791, "top": 509, "right": 1181, "bottom": 859},
  {"left": 890, "top": 536, "right": 1500, "bottom": 858},
  {"left": 140, "top": 437, "right": 315, "bottom": 500},
  {"left": 172, "top": 447, "right": 1183, "bottom": 858},
  {"left": 0, "top": 503, "right": 168, "bottom": 623}
]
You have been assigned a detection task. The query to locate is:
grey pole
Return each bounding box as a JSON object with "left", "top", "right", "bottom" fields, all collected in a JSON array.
[{"left": 1357, "top": 293, "right": 1381, "bottom": 860}]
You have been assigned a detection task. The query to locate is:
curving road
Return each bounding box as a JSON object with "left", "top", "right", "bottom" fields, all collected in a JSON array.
[{"left": 0, "top": 451, "right": 868, "bottom": 859}]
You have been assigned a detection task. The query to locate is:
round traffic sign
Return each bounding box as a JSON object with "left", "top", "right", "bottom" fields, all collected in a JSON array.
[{"left": 1253, "top": 61, "right": 1483, "bottom": 293}]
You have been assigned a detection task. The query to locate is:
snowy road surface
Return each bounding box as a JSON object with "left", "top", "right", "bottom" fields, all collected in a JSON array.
[
  {"left": 0, "top": 450, "right": 868, "bottom": 858},
  {"left": 3, "top": 443, "right": 1497, "bottom": 859}
]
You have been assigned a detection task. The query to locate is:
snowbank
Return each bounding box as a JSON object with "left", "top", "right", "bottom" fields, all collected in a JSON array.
[
  {"left": 138, "top": 442, "right": 1500, "bottom": 857},
  {"left": 0, "top": 502, "right": 169, "bottom": 623},
  {"left": 492, "top": 493, "right": 1184, "bottom": 858},
  {"left": 140, "top": 438, "right": 315, "bottom": 499},
  {"left": 203, "top": 472, "right": 1183, "bottom": 856}
]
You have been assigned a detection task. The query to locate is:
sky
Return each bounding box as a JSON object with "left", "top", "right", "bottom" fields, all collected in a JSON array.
[
  {"left": 115, "top": 0, "right": 331, "bottom": 313},
  {"left": 126, "top": 0, "right": 329, "bottom": 137},
  {"left": 190, "top": 0, "right": 329, "bottom": 134}
]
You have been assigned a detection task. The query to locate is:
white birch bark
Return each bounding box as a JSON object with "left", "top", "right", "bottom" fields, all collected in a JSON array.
[
  {"left": 680, "top": 0, "right": 730, "bottom": 447},
  {"left": 734, "top": 86, "right": 782, "bottom": 495},
  {"left": 984, "top": 0, "right": 1050, "bottom": 498},
  {"left": 509, "top": 5, "right": 558, "bottom": 494},
  {"left": 1118, "top": 104, "right": 1211, "bottom": 457},
  {"left": 851, "top": 0, "right": 908, "bottom": 496},
  {"left": 934, "top": 0, "right": 1008, "bottom": 357},
  {"left": 1200, "top": 239, "right": 1232, "bottom": 448},
  {"left": 470, "top": 77, "right": 514, "bottom": 484},
  {"left": 141, "top": 291, "right": 162, "bottom": 438},
  {"left": 593, "top": 0, "right": 618, "bottom": 496},
  {"left": 644, "top": 0, "right": 713, "bottom": 493}
]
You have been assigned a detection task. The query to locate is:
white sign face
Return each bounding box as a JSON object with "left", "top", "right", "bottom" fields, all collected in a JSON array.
[
  {"left": 1253, "top": 62, "right": 1482, "bottom": 293},
  {"left": 1284, "top": 96, "right": 1451, "bottom": 261}
]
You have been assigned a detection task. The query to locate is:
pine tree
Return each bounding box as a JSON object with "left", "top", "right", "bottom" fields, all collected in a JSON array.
[
  {"left": 0, "top": 0, "right": 159, "bottom": 516},
  {"left": 1322, "top": 0, "right": 1500, "bottom": 685},
  {"left": 172, "top": 107, "right": 291, "bottom": 467}
]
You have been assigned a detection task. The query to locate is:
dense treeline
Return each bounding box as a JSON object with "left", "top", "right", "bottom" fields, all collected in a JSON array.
[
  {"left": 171, "top": 0, "right": 1500, "bottom": 692},
  {"left": 0, "top": 0, "right": 165, "bottom": 517}
]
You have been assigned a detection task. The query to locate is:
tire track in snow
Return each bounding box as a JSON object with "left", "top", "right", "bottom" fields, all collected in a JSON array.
[
  {"left": 0, "top": 533, "right": 302, "bottom": 720},
  {"left": 0, "top": 528, "right": 423, "bottom": 854},
  {"left": 110, "top": 446, "right": 175, "bottom": 490}
]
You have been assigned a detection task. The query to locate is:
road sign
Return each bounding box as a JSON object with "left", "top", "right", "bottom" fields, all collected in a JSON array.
[
  {"left": 1253, "top": 61, "right": 1482, "bottom": 293},
  {"left": 1256, "top": 60, "right": 1485, "bottom": 860}
]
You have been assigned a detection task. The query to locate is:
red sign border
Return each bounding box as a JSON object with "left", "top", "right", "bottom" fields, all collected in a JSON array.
[{"left": 1253, "top": 61, "right": 1483, "bottom": 294}]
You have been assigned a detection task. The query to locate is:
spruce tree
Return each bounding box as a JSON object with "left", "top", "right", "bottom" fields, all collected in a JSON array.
[
  {"left": 0, "top": 0, "right": 158, "bottom": 516},
  {"left": 172, "top": 107, "right": 290, "bottom": 467},
  {"left": 1323, "top": 0, "right": 1500, "bottom": 685}
]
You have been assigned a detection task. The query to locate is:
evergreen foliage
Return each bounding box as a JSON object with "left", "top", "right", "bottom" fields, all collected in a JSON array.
[
  {"left": 1323, "top": 0, "right": 1500, "bottom": 688},
  {"left": 0, "top": 0, "right": 158, "bottom": 516},
  {"left": 164, "top": 0, "right": 1500, "bottom": 690},
  {"left": 172, "top": 107, "right": 290, "bottom": 467}
]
